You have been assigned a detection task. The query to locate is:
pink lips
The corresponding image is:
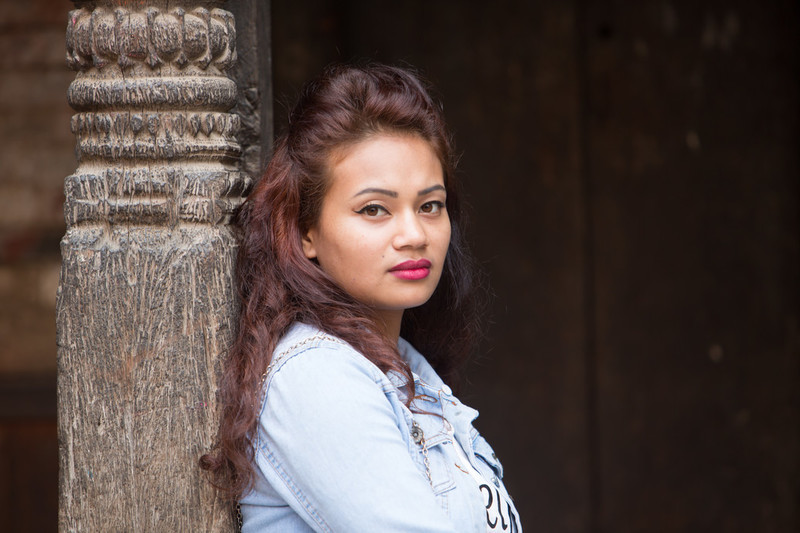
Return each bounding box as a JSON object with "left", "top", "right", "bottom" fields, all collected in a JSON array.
[{"left": 389, "top": 259, "right": 432, "bottom": 280}]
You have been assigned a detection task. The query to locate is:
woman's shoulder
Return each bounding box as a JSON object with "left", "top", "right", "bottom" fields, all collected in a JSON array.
[
  {"left": 272, "top": 322, "right": 350, "bottom": 359},
  {"left": 264, "top": 322, "right": 385, "bottom": 390}
]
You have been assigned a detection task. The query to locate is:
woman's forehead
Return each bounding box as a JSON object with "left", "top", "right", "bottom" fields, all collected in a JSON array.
[{"left": 325, "top": 135, "right": 443, "bottom": 192}]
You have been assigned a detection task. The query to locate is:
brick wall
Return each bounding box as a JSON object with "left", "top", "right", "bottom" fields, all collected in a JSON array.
[
  {"left": 0, "top": 2, "right": 69, "bottom": 528},
  {"left": 0, "top": 0, "right": 72, "bottom": 374}
]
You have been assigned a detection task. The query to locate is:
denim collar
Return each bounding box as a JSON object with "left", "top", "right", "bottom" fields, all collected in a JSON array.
[{"left": 397, "top": 337, "right": 446, "bottom": 390}]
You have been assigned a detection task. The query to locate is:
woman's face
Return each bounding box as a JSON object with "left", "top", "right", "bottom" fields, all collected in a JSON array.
[{"left": 303, "top": 134, "right": 451, "bottom": 332}]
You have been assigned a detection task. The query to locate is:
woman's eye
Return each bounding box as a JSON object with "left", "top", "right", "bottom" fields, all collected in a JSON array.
[
  {"left": 420, "top": 201, "right": 445, "bottom": 214},
  {"left": 357, "top": 204, "right": 388, "bottom": 217}
]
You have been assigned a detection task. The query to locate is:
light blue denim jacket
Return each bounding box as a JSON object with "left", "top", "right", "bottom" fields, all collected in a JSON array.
[{"left": 240, "top": 322, "right": 522, "bottom": 532}]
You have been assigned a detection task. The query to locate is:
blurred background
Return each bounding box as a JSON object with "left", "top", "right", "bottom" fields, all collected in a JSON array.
[{"left": 0, "top": 0, "right": 797, "bottom": 531}]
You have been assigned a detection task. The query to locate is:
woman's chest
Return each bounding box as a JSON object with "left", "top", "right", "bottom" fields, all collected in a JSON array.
[{"left": 393, "top": 380, "right": 522, "bottom": 533}]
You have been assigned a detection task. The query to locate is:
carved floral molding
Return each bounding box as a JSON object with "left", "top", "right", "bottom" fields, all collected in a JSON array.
[{"left": 66, "top": 6, "right": 237, "bottom": 72}]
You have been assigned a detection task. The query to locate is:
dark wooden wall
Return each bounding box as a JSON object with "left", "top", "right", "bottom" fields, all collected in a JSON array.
[
  {"left": 272, "top": 1, "right": 798, "bottom": 532},
  {"left": 0, "top": 377, "right": 58, "bottom": 532}
]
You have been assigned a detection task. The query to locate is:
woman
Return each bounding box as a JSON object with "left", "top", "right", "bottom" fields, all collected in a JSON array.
[{"left": 202, "top": 63, "right": 522, "bottom": 532}]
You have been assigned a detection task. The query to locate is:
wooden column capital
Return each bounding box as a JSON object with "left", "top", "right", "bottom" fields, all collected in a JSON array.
[{"left": 57, "top": 1, "right": 261, "bottom": 530}]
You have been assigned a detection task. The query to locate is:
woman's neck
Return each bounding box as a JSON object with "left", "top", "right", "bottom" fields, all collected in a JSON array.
[{"left": 374, "top": 309, "right": 403, "bottom": 342}]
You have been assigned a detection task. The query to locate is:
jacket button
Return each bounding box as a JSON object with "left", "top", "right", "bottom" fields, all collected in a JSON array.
[
  {"left": 492, "top": 476, "right": 500, "bottom": 487},
  {"left": 441, "top": 384, "right": 452, "bottom": 395}
]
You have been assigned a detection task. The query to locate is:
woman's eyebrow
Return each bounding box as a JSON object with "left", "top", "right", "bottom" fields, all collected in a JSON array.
[
  {"left": 352, "top": 184, "right": 445, "bottom": 198},
  {"left": 353, "top": 187, "right": 398, "bottom": 198},
  {"left": 417, "top": 184, "right": 446, "bottom": 196}
]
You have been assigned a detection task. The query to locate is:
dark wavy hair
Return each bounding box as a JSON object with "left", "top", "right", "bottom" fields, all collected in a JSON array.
[{"left": 201, "top": 63, "right": 484, "bottom": 503}]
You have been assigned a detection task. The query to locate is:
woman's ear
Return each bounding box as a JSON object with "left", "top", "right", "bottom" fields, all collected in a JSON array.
[{"left": 302, "top": 230, "right": 317, "bottom": 259}]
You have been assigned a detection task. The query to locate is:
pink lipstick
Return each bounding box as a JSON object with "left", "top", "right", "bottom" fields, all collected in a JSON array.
[{"left": 389, "top": 259, "right": 432, "bottom": 280}]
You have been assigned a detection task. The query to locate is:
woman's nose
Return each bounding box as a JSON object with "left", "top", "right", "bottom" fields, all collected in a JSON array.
[{"left": 393, "top": 212, "right": 428, "bottom": 249}]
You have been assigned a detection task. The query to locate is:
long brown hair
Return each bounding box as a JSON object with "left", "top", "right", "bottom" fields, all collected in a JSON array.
[{"left": 201, "top": 63, "right": 484, "bottom": 502}]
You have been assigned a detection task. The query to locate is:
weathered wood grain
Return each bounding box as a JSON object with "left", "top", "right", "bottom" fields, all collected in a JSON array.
[{"left": 57, "top": 228, "right": 237, "bottom": 531}]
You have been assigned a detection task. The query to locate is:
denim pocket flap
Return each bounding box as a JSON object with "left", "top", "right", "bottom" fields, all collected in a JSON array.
[{"left": 427, "top": 440, "right": 457, "bottom": 495}]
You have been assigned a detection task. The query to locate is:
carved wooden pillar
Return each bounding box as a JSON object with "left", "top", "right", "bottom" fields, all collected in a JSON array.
[{"left": 58, "top": 2, "right": 254, "bottom": 530}]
